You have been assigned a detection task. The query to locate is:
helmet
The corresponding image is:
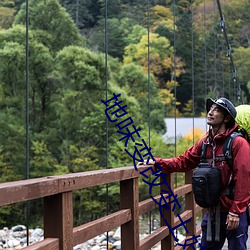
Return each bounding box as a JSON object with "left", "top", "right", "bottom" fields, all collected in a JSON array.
[{"left": 206, "top": 97, "right": 237, "bottom": 120}]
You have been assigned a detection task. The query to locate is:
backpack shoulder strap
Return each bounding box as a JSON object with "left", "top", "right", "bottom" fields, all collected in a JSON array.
[
  {"left": 223, "top": 132, "right": 242, "bottom": 169},
  {"left": 200, "top": 141, "right": 208, "bottom": 162}
]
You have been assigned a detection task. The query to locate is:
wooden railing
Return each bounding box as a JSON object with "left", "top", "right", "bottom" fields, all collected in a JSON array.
[{"left": 0, "top": 165, "right": 204, "bottom": 250}]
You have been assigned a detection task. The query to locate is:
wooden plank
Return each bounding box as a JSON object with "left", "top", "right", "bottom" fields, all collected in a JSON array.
[
  {"left": 139, "top": 226, "right": 169, "bottom": 250},
  {"left": 161, "top": 173, "right": 175, "bottom": 250},
  {"left": 0, "top": 166, "right": 149, "bottom": 206},
  {"left": 139, "top": 194, "right": 165, "bottom": 216},
  {"left": 139, "top": 184, "right": 192, "bottom": 216},
  {"left": 22, "top": 238, "right": 59, "bottom": 250},
  {"left": 174, "top": 236, "right": 194, "bottom": 250},
  {"left": 185, "top": 171, "right": 196, "bottom": 250},
  {"left": 57, "top": 166, "right": 145, "bottom": 192},
  {"left": 196, "top": 225, "right": 202, "bottom": 235},
  {"left": 120, "top": 178, "right": 140, "bottom": 250},
  {"left": 44, "top": 192, "right": 73, "bottom": 250},
  {"left": 174, "top": 184, "right": 192, "bottom": 197},
  {"left": 0, "top": 177, "right": 59, "bottom": 206},
  {"left": 73, "top": 209, "right": 131, "bottom": 245},
  {"left": 174, "top": 210, "right": 192, "bottom": 226},
  {"left": 195, "top": 204, "right": 203, "bottom": 213}
]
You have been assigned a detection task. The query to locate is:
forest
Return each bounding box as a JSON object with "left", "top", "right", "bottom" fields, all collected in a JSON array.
[{"left": 0, "top": 0, "right": 249, "bottom": 228}]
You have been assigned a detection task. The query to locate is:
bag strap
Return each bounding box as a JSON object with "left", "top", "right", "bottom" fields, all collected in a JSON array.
[
  {"left": 222, "top": 132, "right": 243, "bottom": 199},
  {"left": 200, "top": 142, "right": 208, "bottom": 163},
  {"left": 223, "top": 131, "right": 242, "bottom": 170}
]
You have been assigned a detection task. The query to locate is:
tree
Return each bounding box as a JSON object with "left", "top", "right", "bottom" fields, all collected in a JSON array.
[
  {"left": 50, "top": 45, "right": 141, "bottom": 166},
  {"left": 86, "top": 17, "right": 139, "bottom": 60},
  {"left": 234, "top": 46, "right": 250, "bottom": 102},
  {"left": 0, "top": 25, "right": 55, "bottom": 132},
  {"left": 115, "top": 62, "right": 166, "bottom": 132},
  {"left": 60, "top": 0, "right": 100, "bottom": 29},
  {"left": 14, "top": 0, "right": 84, "bottom": 52},
  {"left": 0, "top": 6, "right": 15, "bottom": 29},
  {"left": 124, "top": 32, "right": 185, "bottom": 87}
]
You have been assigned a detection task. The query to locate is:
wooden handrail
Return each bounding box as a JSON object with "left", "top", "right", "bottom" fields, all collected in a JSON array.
[{"left": 0, "top": 165, "right": 203, "bottom": 250}]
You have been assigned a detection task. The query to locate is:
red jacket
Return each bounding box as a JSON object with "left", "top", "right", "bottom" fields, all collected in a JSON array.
[{"left": 155, "top": 124, "right": 250, "bottom": 216}]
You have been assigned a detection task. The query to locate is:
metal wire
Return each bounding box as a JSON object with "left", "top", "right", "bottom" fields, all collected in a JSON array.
[
  {"left": 204, "top": 0, "right": 207, "bottom": 98},
  {"left": 216, "top": 0, "right": 242, "bottom": 104},
  {"left": 191, "top": 0, "right": 195, "bottom": 144},
  {"left": 147, "top": 0, "right": 152, "bottom": 235},
  {"left": 25, "top": 0, "right": 30, "bottom": 245},
  {"left": 104, "top": 0, "right": 109, "bottom": 248},
  {"left": 213, "top": 0, "right": 217, "bottom": 95}
]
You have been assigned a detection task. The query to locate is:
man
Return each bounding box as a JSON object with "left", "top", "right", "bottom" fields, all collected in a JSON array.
[{"left": 139, "top": 97, "right": 250, "bottom": 250}]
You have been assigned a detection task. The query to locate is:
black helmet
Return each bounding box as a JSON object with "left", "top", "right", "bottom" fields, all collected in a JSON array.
[{"left": 206, "top": 97, "right": 237, "bottom": 120}]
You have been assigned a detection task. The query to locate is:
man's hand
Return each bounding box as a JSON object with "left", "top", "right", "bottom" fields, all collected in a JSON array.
[
  {"left": 226, "top": 213, "right": 240, "bottom": 230},
  {"left": 137, "top": 159, "right": 155, "bottom": 166}
]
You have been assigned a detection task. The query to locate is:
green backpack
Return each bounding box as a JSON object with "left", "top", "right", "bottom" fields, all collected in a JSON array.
[{"left": 235, "top": 105, "right": 250, "bottom": 142}]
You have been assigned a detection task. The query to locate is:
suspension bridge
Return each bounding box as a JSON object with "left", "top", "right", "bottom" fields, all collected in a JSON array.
[{"left": 0, "top": 0, "right": 248, "bottom": 249}]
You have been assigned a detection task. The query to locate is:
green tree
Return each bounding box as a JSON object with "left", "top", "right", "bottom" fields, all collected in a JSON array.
[
  {"left": 14, "top": 0, "right": 84, "bottom": 52},
  {"left": 50, "top": 45, "right": 141, "bottom": 167},
  {"left": 0, "top": 6, "right": 15, "bottom": 29},
  {"left": 61, "top": 0, "right": 101, "bottom": 29},
  {"left": 234, "top": 46, "right": 250, "bottom": 102},
  {"left": 115, "top": 63, "right": 166, "bottom": 132}
]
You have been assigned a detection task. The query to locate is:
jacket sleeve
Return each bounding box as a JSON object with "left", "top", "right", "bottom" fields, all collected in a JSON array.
[
  {"left": 229, "top": 136, "right": 250, "bottom": 215},
  {"left": 155, "top": 140, "right": 203, "bottom": 173}
]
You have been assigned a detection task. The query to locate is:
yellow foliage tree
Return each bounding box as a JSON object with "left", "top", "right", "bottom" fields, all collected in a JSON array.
[
  {"left": 148, "top": 5, "right": 174, "bottom": 32},
  {"left": 0, "top": 7, "right": 15, "bottom": 29}
]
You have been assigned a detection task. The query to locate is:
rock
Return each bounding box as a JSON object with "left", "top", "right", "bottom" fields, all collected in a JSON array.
[
  {"left": 113, "top": 240, "right": 121, "bottom": 249},
  {"left": 95, "top": 234, "right": 106, "bottom": 243},
  {"left": 108, "top": 236, "right": 116, "bottom": 243},
  {"left": 113, "top": 227, "right": 120, "bottom": 240},
  {"left": 107, "top": 231, "right": 114, "bottom": 237},
  {"left": 7, "top": 239, "right": 20, "bottom": 247},
  {"left": 30, "top": 228, "right": 43, "bottom": 238},
  {"left": 92, "top": 245, "right": 101, "bottom": 250},
  {"left": 0, "top": 230, "right": 7, "bottom": 238},
  {"left": 100, "top": 240, "right": 108, "bottom": 246},
  {"left": 11, "top": 226, "right": 26, "bottom": 232}
]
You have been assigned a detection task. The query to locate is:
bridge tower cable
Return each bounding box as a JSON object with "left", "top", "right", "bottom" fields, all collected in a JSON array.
[
  {"left": 215, "top": 0, "right": 242, "bottom": 104},
  {"left": 147, "top": 0, "right": 153, "bottom": 235},
  {"left": 25, "top": 0, "right": 30, "bottom": 245},
  {"left": 204, "top": 0, "right": 207, "bottom": 98},
  {"left": 172, "top": 0, "right": 179, "bottom": 241},
  {"left": 172, "top": 0, "right": 178, "bottom": 196},
  {"left": 213, "top": 0, "right": 218, "bottom": 96},
  {"left": 191, "top": 0, "right": 195, "bottom": 145},
  {"left": 104, "top": 0, "right": 110, "bottom": 248}
]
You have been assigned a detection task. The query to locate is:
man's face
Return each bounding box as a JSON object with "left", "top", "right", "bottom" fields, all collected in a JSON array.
[{"left": 207, "top": 104, "right": 226, "bottom": 127}]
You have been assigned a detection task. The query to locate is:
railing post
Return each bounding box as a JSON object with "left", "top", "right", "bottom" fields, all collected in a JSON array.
[
  {"left": 44, "top": 192, "right": 73, "bottom": 250},
  {"left": 161, "top": 173, "right": 175, "bottom": 250},
  {"left": 120, "top": 177, "right": 139, "bottom": 250},
  {"left": 185, "top": 171, "right": 196, "bottom": 249}
]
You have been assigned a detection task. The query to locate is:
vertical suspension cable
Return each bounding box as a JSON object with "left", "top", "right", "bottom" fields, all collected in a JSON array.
[
  {"left": 147, "top": 0, "right": 150, "bottom": 150},
  {"left": 76, "top": 0, "right": 79, "bottom": 27},
  {"left": 203, "top": 0, "right": 207, "bottom": 98},
  {"left": 228, "top": 64, "right": 231, "bottom": 100},
  {"left": 213, "top": 0, "right": 217, "bottom": 95},
  {"left": 172, "top": 0, "right": 178, "bottom": 240},
  {"left": 25, "top": 0, "right": 30, "bottom": 245},
  {"left": 191, "top": 0, "right": 195, "bottom": 145},
  {"left": 218, "top": 33, "right": 225, "bottom": 96},
  {"left": 104, "top": 0, "right": 109, "bottom": 247},
  {"left": 173, "top": 0, "right": 177, "bottom": 171},
  {"left": 147, "top": 0, "right": 152, "bottom": 234},
  {"left": 216, "top": 0, "right": 242, "bottom": 104}
]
